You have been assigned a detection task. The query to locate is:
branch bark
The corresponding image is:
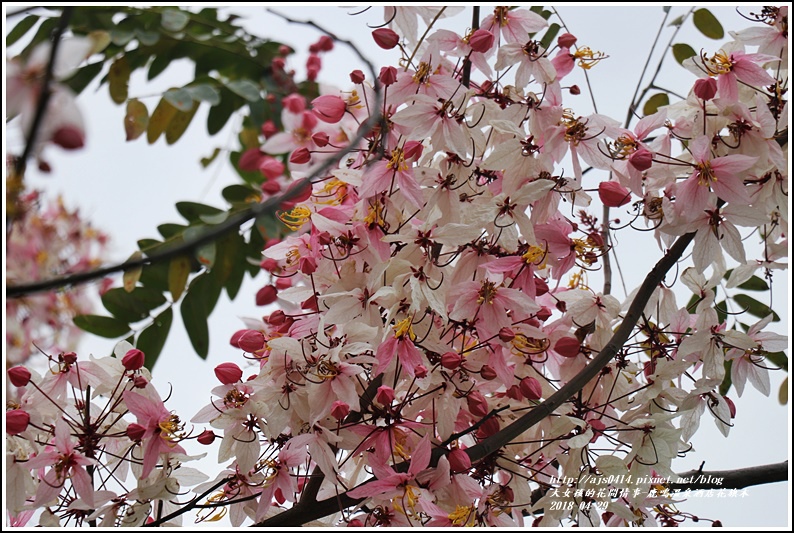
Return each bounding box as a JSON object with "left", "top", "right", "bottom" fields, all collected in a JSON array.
[{"left": 668, "top": 460, "right": 788, "bottom": 491}]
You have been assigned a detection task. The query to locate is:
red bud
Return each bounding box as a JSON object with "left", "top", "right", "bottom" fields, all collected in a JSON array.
[
  {"left": 693, "top": 77, "right": 718, "bottom": 101},
  {"left": 376, "top": 385, "right": 395, "bottom": 405},
  {"left": 378, "top": 66, "right": 398, "bottom": 86},
  {"left": 467, "top": 391, "right": 489, "bottom": 417},
  {"left": 350, "top": 70, "right": 365, "bottom": 84},
  {"left": 6, "top": 409, "right": 30, "bottom": 435},
  {"left": 259, "top": 156, "right": 285, "bottom": 180},
  {"left": 52, "top": 125, "right": 85, "bottom": 150},
  {"left": 133, "top": 375, "right": 148, "bottom": 388},
  {"left": 557, "top": 33, "right": 577, "bottom": 48},
  {"left": 448, "top": 448, "right": 472, "bottom": 473},
  {"left": 312, "top": 131, "right": 330, "bottom": 147},
  {"left": 441, "top": 351, "right": 462, "bottom": 369},
  {"left": 520, "top": 377, "right": 543, "bottom": 400},
  {"left": 256, "top": 285, "right": 278, "bottom": 306},
  {"left": 312, "top": 95, "right": 346, "bottom": 124},
  {"left": 628, "top": 147, "right": 654, "bottom": 172},
  {"left": 480, "top": 365, "right": 498, "bottom": 380},
  {"left": 469, "top": 29, "right": 495, "bottom": 53},
  {"left": 261, "top": 120, "right": 278, "bottom": 138},
  {"left": 197, "top": 429, "right": 216, "bottom": 445},
  {"left": 238, "top": 148, "right": 265, "bottom": 172},
  {"left": 122, "top": 349, "right": 145, "bottom": 371},
  {"left": 331, "top": 401, "right": 350, "bottom": 420},
  {"left": 498, "top": 327, "right": 515, "bottom": 342},
  {"left": 555, "top": 337, "right": 581, "bottom": 358},
  {"left": 372, "top": 28, "right": 400, "bottom": 49},
  {"left": 238, "top": 330, "right": 266, "bottom": 353},
  {"left": 414, "top": 364, "right": 428, "bottom": 379},
  {"left": 282, "top": 93, "right": 307, "bottom": 113},
  {"left": 126, "top": 423, "right": 146, "bottom": 442},
  {"left": 8, "top": 366, "right": 31, "bottom": 387},
  {"left": 214, "top": 362, "right": 243, "bottom": 384},
  {"left": 289, "top": 147, "right": 311, "bottom": 165},
  {"left": 62, "top": 352, "right": 77, "bottom": 364},
  {"left": 598, "top": 181, "right": 632, "bottom": 207}
]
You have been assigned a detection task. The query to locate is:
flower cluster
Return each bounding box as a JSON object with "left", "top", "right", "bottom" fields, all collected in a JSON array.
[{"left": 6, "top": 6, "right": 787, "bottom": 528}]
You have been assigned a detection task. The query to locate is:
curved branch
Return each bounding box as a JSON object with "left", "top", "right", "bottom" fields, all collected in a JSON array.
[{"left": 668, "top": 460, "right": 788, "bottom": 491}]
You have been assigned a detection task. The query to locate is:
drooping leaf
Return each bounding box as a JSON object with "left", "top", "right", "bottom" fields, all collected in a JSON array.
[
  {"left": 225, "top": 79, "right": 261, "bottom": 102},
  {"left": 123, "top": 251, "right": 144, "bottom": 292},
  {"left": 7, "top": 14, "right": 40, "bottom": 46},
  {"left": 176, "top": 201, "right": 224, "bottom": 222},
  {"left": 779, "top": 377, "right": 788, "bottom": 405},
  {"left": 736, "top": 275, "right": 769, "bottom": 291},
  {"left": 165, "top": 101, "right": 199, "bottom": 144},
  {"left": 186, "top": 83, "right": 221, "bottom": 106},
  {"left": 765, "top": 351, "right": 788, "bottom": 371},
  {"left": 539, "top": 23, "right": 561, "bottom": 51},
  {"left": 157, "top": 223, "right": 188, "bottom": 239},
  {"left": 102, "top": 287, "right": 167, "bottom": 323},
  {"left": 62, "top": 61, "right": 104, "bottom": 94},
  {"left": 181, "top": 277, "right": 211, "bottom": 359},
  {"left": 137, "top": 307, "right": 173, "bottom": 370},
  {"left": 108, "top": 56, "right": 131, "bottom": 104},
  {"left": 207, "top": 89, "right": 236, "bottom": 135},
  {"left": 668, "top": 14, "right": 685, "bottom": 27},
  {"left": 672, "top": 43, "right": 697, "bottom": 65},
  {"left": 732, "top": 294, "right": 780, "bottom": 321},
  {"left": 163, "top": 88, "right": 195, "bottom": 112},
  {"left": 147, "top": 97, "right": 178, "bottom": 143},
  {"left": 223, "top": 184, "right": 260, "bottom": 205},
  {"left": 74, "top": 314, "right": 131, "bottom": 339},
  {"left": 693, "top": 8, "right": 724, "bottom": 39},
  {"left": 124, "top": 99, "right": 149, "bottom": 141},
  {"left": 643, "top": 93, "right": 669, "bottom": 116},
  {"left": 168, "top": 255, "right": 192, "bottom": 301},
  {"left": 161, "top": 8, "right": 190, "bottom": 32},
  {"left": 184, "top": 226, "right": 217, "bottom": 269}
]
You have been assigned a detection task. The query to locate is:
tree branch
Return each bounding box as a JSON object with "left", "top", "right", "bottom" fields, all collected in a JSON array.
[{"left": 668, "top": 460, "right": 788, "bottom": 491}]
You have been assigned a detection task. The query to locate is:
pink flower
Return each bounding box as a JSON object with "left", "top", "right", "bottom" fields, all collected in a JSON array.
[
  {"left": 699, "top": 49, "right": 779, "bottom": 101},
  {"left": 480, "top": 6, "right": 547, "bottom": 44},
  {"left": 448, "top": 279, "right": 540, "bottom": 340},
  {"left": 311, "top": 94, "right": 346, "bottom": 123},
  {"left": 123, "top": 389, "right": 187, "bottom": 479}
]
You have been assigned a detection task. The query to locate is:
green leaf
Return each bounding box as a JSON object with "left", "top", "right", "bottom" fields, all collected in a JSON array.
[
  {"left": 693, "top": 8, "right": 724, "bottom": 39},
  {"left": 168, "top": 255, "right": 192, "bottom": 301},
  {"left": 643, "top": 93, "right": 670, "bottom": 116},
  {"left": 732, "top": 294, "right": 780, "bottom": 321},
  {"left": 102, "top": 287, "right": 167, "bottom": 323},
  {"left": 176, "top": 201, "right": 224, "bottom": 222},
  {"left": 539, "top": 23, "right": 561, "bottom": 51},
  {"left": 147, "top": 97, "right": 178, "bottom": 143},
  {"left": 125, "top": 99, "right": 149, "bottom": 141},
  {"left": 223, "top": 184, "right": 260, "bottom": 205},
  {"left": 19, "top": 17, "right": 56, "bottom": 58},
  {"left": 207, "top": 89, "right": 236, "bottom": 135},
  {"left": 109, "top": 27, "right": 135, "bottom": 46},
  {"left": 765, "top": 351, "right": 788, "bottom": 372},
  {"left": 147, "top": 52, "right": 172, "bottom": 81},
  {"left": 165, "top": 101, "right": 199, "bottom": 144},
  {"left": 186, "top": 83, "right": 221, "bottom": 106},
  {"left": 108, "top": 56, "right": 131, "bottom": 104},
  {"left": 736, "top": 275, "right": 769, "bottom": 291},
  {"left": 157, "top": 223, "right": 188, "bottom": 239},
  {"left": 7, "top": 15, "right": 40, "bottom": 46},
  {"left": 74, "top": 314, "right": 131, "bottom": 338},
  {"left": 123, "top": 251, "right": 144, "bottom": 292},
  {"left": 668, "top": 14, "right": 686, "bottom": 27},
  {"left": 163, "top": 88, "right": 195, "bottom": 112},
  {"left": 136, "top": 28, "right": 160, "bottom": 46},
  {"left": 779, "top": 377, "right": 788, "bottom": 405},
  {"left": 161, "top": 8, "right": 190, "bottom": 32},
  {"left": 137, "top": 307, "right": 173, "bottom": 370},
  {"left": 139, "top": 260, "right": 170, "bottom": 292},
  {"left": 225, "top": 79, "right": 260, "bottom": 102},
  {"left": 201, "top": 147, "right": 221, "bottom": 168},
  {"left": 181, "top": 277, "right": 211, "bottom": 359},
  {"left": 718, "top": 360, "right": 732, "bottom": 396},
  {"left": 672, "top": 43, "right": 696, "bottom": 65},
  {"left": 184, "top": 226, "right": 217, "bottom": 269},
  {"left": 63, "top": 61, "right": 104, "bottom": 95}
]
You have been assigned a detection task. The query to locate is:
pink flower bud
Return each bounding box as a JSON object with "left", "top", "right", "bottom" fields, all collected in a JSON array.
[
  {"left": 62, "top": 352, "right": 78, "bottom": 364},
  {"left": 52, "top": 125, "right": 85, "bottom": 150},
  {"left": 448, "top": 448, "right": 471, "bottom": 473},
  {"left": 122, "top": 348, "right": 145, "bottom": 371},
  {"left": 256, "top": 285, "right": 279, "bottom": 306},
  {"left": 126, "top": 423, "right": 146, "bottom": 442},
  {"left": 331, "top": 401, "right": 350, "bottom": 421},
  {"left": 475, "top": 416, "right": 500, "bottom": 438},
  {"left": 555, "top": 337, "right": 581, "bottom": 358},
  {"left": 598, "top": 180, "right": 632, "bottom": 207},
  {"left": 469, "top": 28, "right": 495, "bottom": 53},
  {"left": 6, "top": 409, "right": 30, "bottom": 435},
  {"left": 133, "top": 375, "right": 148, "bottom": 388},
  {"left": 347, "top": 519, "right": 364, "bottom": 527},
  {"left": 261, "top": 179, "right": 282, "bottom": 195},
  {"left": 214, "top": 362, "right": 243, "bottom": 384},
  {"left": 238, "top": 330, "right": 266, "bottom": 353},
  {"left": 312, "top": 95, "right": 346, "bottom": 124},
  {"left": 312, "top": 131, "right": 330, "bottom": 147},
  {"left": 693, "top": 77, "right": 718, "bottom": 101},
  {"left": 506, "top": 384, "right": 523, "bottom": 400},
  {"left": 723, "top": 396, "right": 736, "bottom": 418},
  {"left": 440, "top": 351, "right": 462, "bottom": 369},
  {"left": 282, "top": 93, "right": 306, "bottom": 113},
  {"left": 376, "top": 385, "right": 395, "bottom": 405},
  {"left": 8, "top": 366, "right": 31, "bottom": 387},
  {"left": 197, "top": 429, "right": 216, "bottom": 445},
  {"left": 628, "top": 147, "right": 654, "bottom": 172},
  {"left": 315, "top": 35, "right": 334, "bottom": 52},
  {"left": 480, "top": 365, "right": 498, "bottom": 380},
  {"left": 289, "top": 147, "right": 311, "bottom": 165},
  {"left": 402, "top": 140, "right": 424, "bottom": 160},
  {"left": 537, "top": 306, "right": 552, "bottom": 321},
  {"left": 467, "top": 391, "right": 489, "bottom": 417},
  {"left": 259, "top": 156, "right": 285, "bottom": 180},
  {"left": 498, "top": 327, "right": 515, "bottom": 342},
  {"left": 378, "top": 66, "right": 398, "bottom": 86},
  {"left": 414, "top": 364, "right": 428, "bottom": 379},
  {"left": 557, "top": 33, "right": 578, "bottom": 48},
  {"left": 306, "top": 54, "right": 321, "bottom": 81},
  {"left": 568, "top": 85, "right": 581, "bottom": 95},
  {"left": 259, "top": 258, "right": 279, "bottom": 272},
  {"left": 299, "top": 256, "right": 317, "bottom": 275},
  {"left": 372, "top": 28, "right": 400, "bottom": 49},
  {"left": 272, "top": 57, "right": 286, "bottom": 71},
  {"left": 238, "top": 148, "right": 265, "bottom": 172},
  {"left": 275, "top": 277, "right": 292, "bottom": 290},
  {"left": 278, "top": 44, "right": 292, "bottom": 56},
  {"left": 350, "top": 70, "right": 365, "bottom": 84},
  {"left": 261, "top": 120, "right": 278, "bottom": 138},
  {"left": 520, "top": 377, "right": 543, "bottom": 400},
  {"left": 589, "top": 418, "right": 606, "bottom": 443},
  {"left": 267, "top": 310, "right": 288, "bottom": 326}
]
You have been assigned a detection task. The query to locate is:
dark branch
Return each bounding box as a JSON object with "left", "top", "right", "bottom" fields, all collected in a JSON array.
[{"left": 668, "top": 460, "right": 788, "bottom": 491}]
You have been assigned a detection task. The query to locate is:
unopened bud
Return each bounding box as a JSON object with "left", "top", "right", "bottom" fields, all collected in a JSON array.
[
  {"left": 289, "top": 147, "right": 312, "bottom": 165},
  {"left": 537, "top": 306, "right": 552, "bottom": 321},
  {"left": 6, "top": 410, "right": 30, "bottom": 435},
  {"left": 469, "top": 29, "right": 495, "bottom": 53},
  {"left": 520, "top": 377, "right": 543, "bottom": 400},
  {"left": 261, "top": 179, "right": 282, "bottom": 195},
  {"left": 261, "top": 120, "right": 278, "bottom": 138},
  {"left": 350, "top": 70, "right": 365, "bottom": 84},
  {"left": 693, "top": 77, "right": 718, "bottom": 101},
  {"left": 238, "top": 330, "right": 266, "bottom": 353},
  {"left": 197, "top": 429, "right": 216, "bottom": 445},
  {"left": 414, "top": 364, "right": 428, "bottom": 379},
  {"left": 598, "top": 180, "right": 632, "bottom": 207},
  {"left": 8, "top": 366, "right": 31, "bottom": 387},
  {"left": 372, "top": 28, "right": 400, "bottom": 49},
  {"left": 331, "top": 400, "right": 350, "bottom": 420},
  {"left": 256, "top": 285, "right": 279, "bottom": 306},
  {"left": 480, "top": 365, "right": 498, "bottom": 380},
  {"left": 467, "top": 391, "right": 489, "bottom": 417},
  {"left": 448, "top": 448, "right": 472, "bottom": 473},
  {"left": 126, "top": 423, "right": 146, "bottom": 442},
  {"left": 62, "top": 352, "right": 78, "bottom": 364},
  {"left": 375, "top": 385, "right": 395, "bottom": 405},
  {"left": 52, "top": 125, "right": 85, "bottom": 150},
  {"left": 312, "top": 131, "right": 330, "bottom": 147},
  {"left": 282, "top": 93, "right": 306, "bottom": 113},
  {"left": 133, "top": 375, "right": 148, "bottom": 388},
  {"left": 440, "top": 351, "right": 462, "bottom": 369},
  {"left": 506, "top": 384, "right": 523, "bottom": 400},
  {"left": 554, "top": 337, "right": 581, "bottom": 358},
  {"left": 629, "top": 147, "right": 654, "bottom": 172},
  {"left": 498, "top": 327, "right": 515, "bottom": 342},
  {"left": 259, "top": 156, "right": 285, "bottom": 180},
  {"left": 557, "top": 33, "right": 577, "bottom": 48},
  {"left": 378, "top": 66, "right": 398, "bottom": 86},
  {"left": 214, "top": 362, "right": 243, "bottom": 384},
  {"left": 568, "top": 85, "right": 581, "bottom": 95},
  {"left": 312, "top": 94, "right": 346, "bottom": 124},
  {"left": 122, "top": 349, "right": 145, "bottom": 371}
]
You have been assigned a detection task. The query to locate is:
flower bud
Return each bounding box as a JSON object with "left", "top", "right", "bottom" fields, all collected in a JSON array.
[
  {"left": 275, "top": 277, "right": 293, "bottom": 290},
  {"left": 8, "top": 366, "right": 31, "bottom": 387},
  {"left": 256, "top": 285, "right": 278, "bottom": 306},
  {"left": 378, "top": 66, "right": 398, "bottom": 86},
  {"left": 568, "top": 84, "right": 581, "bottom": 95},
  {"left": 557, "top": 33, "right": 578, "bottom": 48},
  {"left": 289, "top": 147, "right": 312, "bottom": 165},
  {"left": 282, "top": 93, "right": 307, "bottom": 113},
  {"left": 261, "top": 120, "right": 278, "bottom": 138},
  {"left": 376, "top": 385, "right": 395, "bottom": 405},
  {"left": 126, "top": 423, "right": 146, "bottom": 442},
  {"left": 312, "top": 95, "right": 346, "bottom": 124},
  {"left": 52, "top": 125, "right": 85, "bottom": 150},
  {"left": 272, "top": 57, "right": 286, "bottom": 71},
  {"left": 554, "top": 337, "right": 581, "bottom": 358},
  {"left": 197, "top": 429, "right": 216, "bottom": 445},
  {"left": 520, "top": 377, "right": 543, "bottom": 400},
  {"left": 598, "top": 181, "right": 632, "bottom": 207},
  {"left": 214, "top": 362, "right": 243, "bottom": 384},
  {"left": 448, "top": 448, "right": 472, "bottom": 473},
  {"left": 628, "top": 147, "right": 654, "bottom": 172},
  {"left": 372, "top": 28, "right": 400, "bottom": 49},
  {"left": 331, "top": 400, "right": 350, "bottom": 420},
  {"left": 402, "top": 140, "right": 424, "bottom": 161},
  {"left": 693, "top": 77, "right": 718, "bottom": 101},
  {"left": 723, "top": 396, "right": 736, "bottom": 418},
  {"left": 312, "top": 131, "right": 330, "bottom": 147},
  {"left": 259, "top": 156, "right": 285, "bottom": 180},
  {"left": 498, "top": 327, "right": 515, "bottom": 342},
  {"left": 475, "top": 416, "right": 500, "bottom": 438},
  {"left": 62, "top": 351, "right": 78, "bottom": 364},
  {"left": 6, "top": 409, "right": 30, "bottom": 435},
  {"left": 238, "top": 148, "right": 265, "bottom": 172},
  {"left": 350, "top": 69, "right": 365, "bottom": 84},
  {"left": 261, "top": 179, "right": 281, "bottom": 195},
  {"left": 133, "top": 375, "right": 148, "bottom": 388},
  {"left": 469, "top": 29, "right": 495, "bottom": 53},
  {"left": 537, "top": 306, "right": 552, "bottom": 321},
  {"left": 480, "top": 365, "right": 498, "bottom": 380},
  {"left": 238, "top": 330, "right": 266, "bottom": 353},
  {"left": 414, "top": 364, "right": 428, "bottom": 379},
  {"left": 440, "top": 351, "right": 462, "bottom": 369},
  {"left": 467, "top": 391, "right": 489, "bottom": 417},
  {"left": 121, "top": 348, "right": 145, "bottom": 371},
  {"left": 315, "top": 35, "right": 334, "bottom": 52},
  {"left": 506, "top": 384, "right": 523, "bottom": 400},
  {"left": 300, "top": 256, "right": 317, "bottom": 275}
]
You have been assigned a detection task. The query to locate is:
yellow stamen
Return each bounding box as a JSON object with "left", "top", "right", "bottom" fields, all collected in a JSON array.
[
  {"left": 314, "top": 178, "right": 348, "bottom": 206},
  {"left": 696, "top": 162, "right": 717, "bottom": 186},
  {"left": 567, "top": 269, "right": 589, "bottom": 290},
  {"left": 387, "top": 147, "right": 409, "bottom": 172},
  {"left": 523, "top": 244, "right": 548, "bottom": 268},
  {"left": 448, "top": 505, "right": 475, "bottom": 526},
  {"left": 393, "top": 318, "right": 416, "bottom": 341},
  {"left": 158, "top": 414, "right": 185, "bottom": 446},
  {"left": 412, "top": 62, "right": 432, "bottom": 84},
  {"left": 705, "top": 50, "right": 733, "bottom": 75},
  {"left": 277, "top": 205, "right": 312, "bottom": 231},
  {"left": 572, "top": 47, "right": 607, "bottom": 70},
  {"left": 477, "top": 280, "right": 499, "bottom": 305}
]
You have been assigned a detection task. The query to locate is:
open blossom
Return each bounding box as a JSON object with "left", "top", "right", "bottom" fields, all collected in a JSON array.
[{"left": 480, "top": 6, "right": 547, "bottom": 44}]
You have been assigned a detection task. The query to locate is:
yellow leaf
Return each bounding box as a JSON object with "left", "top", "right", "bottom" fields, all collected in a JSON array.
[
  {"left": 168, "top": 255, "right": 191, "bottom": 301},
  {"left": 108, "top": 56, "right": 130, "bottom": 104},
  {"left": 779, "top": 377, "right": 788, "bottom": 405},
  {"left": 165, "top": 101, "right": 199, "bottom": 144},
  {"left": 124, "top": 99, "right": 149, "bottom": 141},
  {"left": 147, "top": 97, "right": 178, "bottom": 144},
  {"left": 123, "top": 251, "right": 143, "bottom": 293}
]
